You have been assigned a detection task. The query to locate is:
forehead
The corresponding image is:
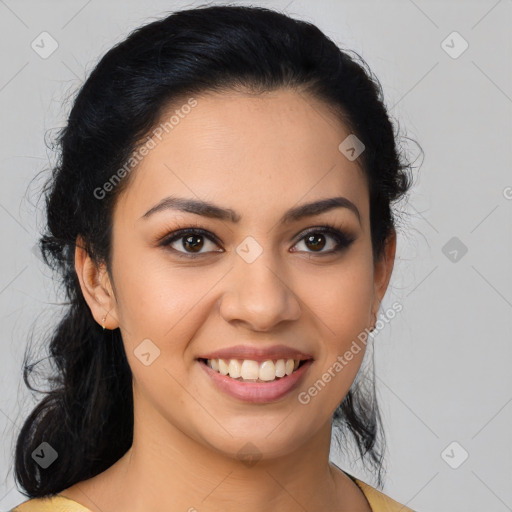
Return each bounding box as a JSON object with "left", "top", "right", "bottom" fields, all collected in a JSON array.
[{"left": 114, "top": 88, "right": 369, "bottom": 225}]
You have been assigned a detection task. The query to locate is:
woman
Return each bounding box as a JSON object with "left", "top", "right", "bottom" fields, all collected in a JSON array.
[{"left": 11, "top": 5, "right": 419, "bottom": 511}]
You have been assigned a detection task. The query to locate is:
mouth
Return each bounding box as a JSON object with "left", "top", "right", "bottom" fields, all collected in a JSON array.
[
  {"left": 198, "top": 357, "right": 310, "bottom": 383},
  {"left": 197, "top": 356, "right": 314, "bottom": 403}
]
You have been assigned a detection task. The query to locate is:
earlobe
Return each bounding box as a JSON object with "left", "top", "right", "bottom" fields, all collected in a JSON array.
[{"left": 74, "top": 236, "right": 119, "bottom": 330}]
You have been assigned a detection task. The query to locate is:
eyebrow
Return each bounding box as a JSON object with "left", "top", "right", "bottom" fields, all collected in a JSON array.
[{"left": 140, "top": 195, "right": 361, "bottom": 226}]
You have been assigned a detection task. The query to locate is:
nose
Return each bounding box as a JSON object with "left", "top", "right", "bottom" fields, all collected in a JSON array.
[{"left": 219, "top": 252, "right": 302, "bottom": 332}]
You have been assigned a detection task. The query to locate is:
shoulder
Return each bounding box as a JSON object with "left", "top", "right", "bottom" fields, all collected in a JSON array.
[
  {"left": 352, "top": 477, "right": 417, "bottom": 512},
  {"left": 10, "top": 494, "right": 93, "bottom": 512}
]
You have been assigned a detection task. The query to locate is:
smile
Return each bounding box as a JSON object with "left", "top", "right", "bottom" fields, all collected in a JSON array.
[
  {"left": 197, "top": 357, "right": 313, "bottom": 403},
  {"left": 201, "top": 358, "right": 306, "bottom": 382}
]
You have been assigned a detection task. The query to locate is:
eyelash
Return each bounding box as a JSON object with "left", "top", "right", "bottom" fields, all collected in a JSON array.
[{"left": 157, "top": 223, "right": 356, "bottom": 259}]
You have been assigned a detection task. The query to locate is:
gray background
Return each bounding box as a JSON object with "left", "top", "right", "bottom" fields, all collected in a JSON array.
[{"left": 1, "top": 1, "right": 511, "bottom": 511}]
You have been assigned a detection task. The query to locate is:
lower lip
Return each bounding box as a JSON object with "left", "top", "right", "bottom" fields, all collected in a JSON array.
[{"left": 198, "top": 359, "right": 313, "bottom": 403}]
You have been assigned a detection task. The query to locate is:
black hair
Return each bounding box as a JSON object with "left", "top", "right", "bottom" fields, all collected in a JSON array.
[{"left": 13, "top": 4, "right": 419, "bottom": 498}]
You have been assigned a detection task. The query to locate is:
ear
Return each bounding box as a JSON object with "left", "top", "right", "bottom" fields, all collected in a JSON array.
[
  {"left": 370, "top": 229, "right": 397, "bottom": 327},
  {"left": 75, "top": 235, "right": 119, "bottom": 330}
]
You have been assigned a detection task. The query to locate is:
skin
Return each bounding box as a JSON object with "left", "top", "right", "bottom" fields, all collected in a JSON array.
[{"left": 64, "top": 88, "right": 396, "bottom": 512}]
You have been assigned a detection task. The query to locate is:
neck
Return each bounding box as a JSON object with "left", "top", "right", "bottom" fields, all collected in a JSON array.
[{"left": 84, "top": 396, "right": 353, "bottom": 511}]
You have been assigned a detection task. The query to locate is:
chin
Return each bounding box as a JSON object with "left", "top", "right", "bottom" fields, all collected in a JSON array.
[{"left": 197, "top": 417, "right": 319, "bottom": 462}]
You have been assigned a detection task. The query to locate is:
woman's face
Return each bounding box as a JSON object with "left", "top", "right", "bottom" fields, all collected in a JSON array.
[{"left": 83, "top": 88, "right": 395, "bottom": 460}]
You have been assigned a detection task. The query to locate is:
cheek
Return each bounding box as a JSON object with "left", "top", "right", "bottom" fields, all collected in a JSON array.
[
  {"left": 299, "top": 254, "right": 374, "bottom": 402},
  {"left": 300, "top": 256, "right": 374, "bottom": 340},
  {"left": 111, "top": 242, "right": 220, "bottom": 353}
]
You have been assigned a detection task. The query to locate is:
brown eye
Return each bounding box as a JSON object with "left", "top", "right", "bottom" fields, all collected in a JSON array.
[
  {"left": 181, "top": 234, "right": 205, "bottom": 253},
  {"left": 160, "top": 224, "right": 355, "bottom": 259},
  {"left": 304, "top": 233, "right": 327, "bottom": 252},
  {"left": 161, "top": 228, "right": 222, "bottom": 257},
  {"left": 292, "top": 226, "right": 354, "bottom": 255}
]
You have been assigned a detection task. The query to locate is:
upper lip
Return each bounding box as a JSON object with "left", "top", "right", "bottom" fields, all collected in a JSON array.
[{"left": 197, "top": 344, "right": 314, "bottom": 362}]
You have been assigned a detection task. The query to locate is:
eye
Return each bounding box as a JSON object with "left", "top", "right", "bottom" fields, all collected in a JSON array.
[
  {"left": 159, "top": 223, "right": 355, "bottom": 258},
  {"left": 161, "top": 228, "right": 222, "bottom": 257},
  {"left": 291, "top": 225, "right": 355, "bottom": 255}
]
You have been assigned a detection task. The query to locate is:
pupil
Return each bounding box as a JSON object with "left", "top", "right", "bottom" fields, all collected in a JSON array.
[
  {"left": 306, "top": 233, "right": 325, "bottom": 251},
  {"left": 183, "top": 235, "right": 203, "bottom": 252}
]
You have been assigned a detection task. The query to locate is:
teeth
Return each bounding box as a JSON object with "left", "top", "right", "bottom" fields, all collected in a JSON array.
[
  {"left": 275, "top": 359, "right": 286, "bottom": 377},
  {"left": 259, "top": 360, "right": 275, "bottom": 381},
  {"left": 218, "top": 359, "right": 229, "bottom": 376},
  {"left": 205, "top": 358, "right": 303, "bottom": 382},
  {"left": 241, "top": 360, "right": 259, "bottom": 380},
  {"left": 228, "top": 359, "right": 241, "bottom": 378}
]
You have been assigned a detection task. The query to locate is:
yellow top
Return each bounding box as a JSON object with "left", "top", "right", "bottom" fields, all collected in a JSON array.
[{"left": 10, "top": 472, "right": 415, "bottom": 512}]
